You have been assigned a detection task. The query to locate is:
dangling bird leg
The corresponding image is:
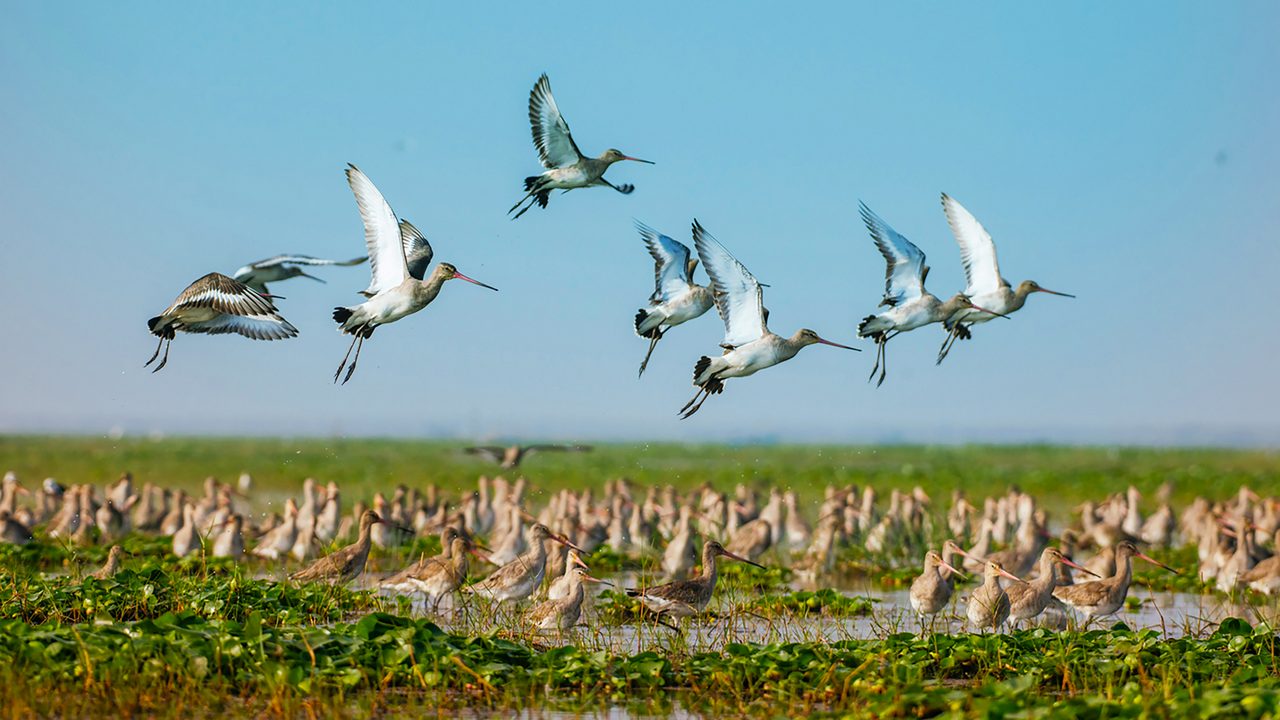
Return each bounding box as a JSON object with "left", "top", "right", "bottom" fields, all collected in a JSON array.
[
  {"left": 152, "top": 338, "right": 172, "bottom": 373},
  {"left": 334, "top": 334, "right": 359, "bottom": 383},
  {"left": 638, "top": 330, "right": 664, "bottom": 377},
  {"left": 342, "top": 335, "right": 365, "bottom": 385},
  {"left": 144, "top": 334, "right": 165, "bottom": 368}
]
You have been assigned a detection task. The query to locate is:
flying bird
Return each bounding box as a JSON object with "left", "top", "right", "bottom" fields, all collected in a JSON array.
[
  {"left": 508, "top": 74, "right": 653, "bottom": 220},
  {"left": 855, "top": 202, "right": 1006, "bottom": 386},
  {"left": 936, "top": 193, "right": 1074, "bottom": 364},
  {"left": 633, "top": 222, "right": 714, "bottom": 376},
  {"left": 332, "top": 164, "right": 498, "bottom": 384},
  {"left": 463, "top": 444, "right": 593, "bottom": 469},
  {"left": 679, "top": 221, "right": 858, "bottom": 419},
  {"left": 145, "top": 272, "right": 298, "bottom": 373},
  {"left": 232, "top": 255, "right": 367, "bottom": 294}
]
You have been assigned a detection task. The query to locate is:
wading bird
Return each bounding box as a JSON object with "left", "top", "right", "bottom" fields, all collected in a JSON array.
[
  {"left": 855, "top": 202, "right": 1007, "bottom": 386},
  {"left": 527, "top": 566, "right": 609, "bottom": 631},
  {"left": 508, "top": 74, "right": 652, "bottom": 220},
  {"left": 462, "top": 444, "right": 592, "bottom": 469},
  {"left": 145, "top": 273, "right": 298, "bottom": 373},
  {"left": 232, "top": 254, "right": 367, "bottom": 294},
  {"left": 936, "top": 193, "right": 1074, "bottom": 363},
  {"left": 909, "top": 548, "right": 966, "bottom": 621},
  {"left": 680, "top": 221, "right": 858, "bottom": 418},
  {"left": 966, "top": 560, "right": 1025, "bottom": 631},
  {"left": 289, "top": 510, "right": 385, "bottom": 585},
  {"left": 633, "top": 222, "right": 714, "bottom": 376},
  {"left": 332, "top": 165, "right": 498, "bottom": 384},
  {"left": 1052, "top": 541, "right": 1178, "bottom": 622},
  {"left": 626, "top": 540, "right": 764, "bottom": 628}
]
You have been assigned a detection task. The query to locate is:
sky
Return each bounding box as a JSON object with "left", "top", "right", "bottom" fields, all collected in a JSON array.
[{"left": 1, "top": 2, "right": 1278, "bottom": 446}]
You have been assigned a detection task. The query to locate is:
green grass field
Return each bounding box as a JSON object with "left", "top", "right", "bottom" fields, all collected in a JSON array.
[{"left": 2, "top": 435, "right": 1277, "bottom": 508}]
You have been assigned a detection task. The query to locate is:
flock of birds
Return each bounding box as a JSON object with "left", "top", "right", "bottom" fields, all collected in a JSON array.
[
  {"left": 145, "top": 74, "right": 1071, "bottom": 415},
  {"left": 5, "top": 465, "right": 1280, "bottom": 634}
]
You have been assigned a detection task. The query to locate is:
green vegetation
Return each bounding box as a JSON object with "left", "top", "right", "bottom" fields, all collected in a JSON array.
[
  {"left": 3, "top": 437, "right": 1280, "bottom": 717},
  {"left": 2, "top": 435, "right": 1277, "bottom": 506}
]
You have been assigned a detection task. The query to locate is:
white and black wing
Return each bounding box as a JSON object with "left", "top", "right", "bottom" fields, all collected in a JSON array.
[
  {"left": 860, "top": 202, "right": 928, "bottom": 308},
  {"left": 347, "top": 164, "right": 409, "bottom": 298},
  {"left": 691, "top": 220, "right": 766, "bottom": 349},
  {"left": 166, "top": 273, "right": 298, "bottom": 340},
  {"left": 245, "top": 255, "right": 368, "bottom": 270},
  {"left": 636, "top": 221, "right": 695, "bottom": 303},
  {"left": 399, "top": 220, "right": 434, "bottom": 282},
  {"left": 941, "top": 193, "right": 1004, "bottom": 297},
  {"left": 528, "top": 74, "right": 584, "bottom": 169}
]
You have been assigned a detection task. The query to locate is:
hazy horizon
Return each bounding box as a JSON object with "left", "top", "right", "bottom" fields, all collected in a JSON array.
[{"left": 2, "top": 3, "right": 1277, "bottom": 447}]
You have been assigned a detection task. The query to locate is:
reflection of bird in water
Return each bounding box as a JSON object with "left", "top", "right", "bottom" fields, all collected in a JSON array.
[{"left": 463, "top": 444, "right": 592, "bottom": 469}]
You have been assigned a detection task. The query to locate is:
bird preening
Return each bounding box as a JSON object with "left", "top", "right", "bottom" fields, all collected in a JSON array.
[{"left": 142, "top": 73, "right": 1074, "bottom": 416}]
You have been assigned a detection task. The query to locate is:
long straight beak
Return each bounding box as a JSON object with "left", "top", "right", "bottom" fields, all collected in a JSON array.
[
  {"left": 570, "top": 552, "right": 590, "bottom": 570},
  {"left": 583, "top": 573, "right": 613, "bottom": 586},
  {"left": 722, "top": 549, "right": 766, "bottom": 569},
  {"left": 817, "top": 337, "right": 861, "bottom": 351},
  {"left": 1059, "top": 556, "right": 1101, "bottom": 578},
  {"left": 468, "top": 547, "right": 493, "bottom": 563},
  {"left": 996, "top": 566, "right": 1026, "bottom": 583},
  {"left": 938, "top": 560, "right": 967, "bottom": 580},
  {"left": 969, "top": 303, "right": 1012, "bottom": 320},
  {"left": 553, "top": 534, "right": 587, "bottom": 553},
  {"left": 1136, "top": 551, "right": 1179, "bottom": 574},
  {"left": 623, "top": 156, "right": 654, "bottom": 164},
  {"left": 452, "top": 271, "right": 499, "bottom": 291},
  {"left": 299, "top": 271, "right": 326, "bottom": 284},
  {"left": 1037, "top": 288, "right": 1075, "bottom": 298}
]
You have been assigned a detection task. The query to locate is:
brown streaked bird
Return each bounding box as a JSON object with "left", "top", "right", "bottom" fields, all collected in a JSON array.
[
  {"left": 145, "top": 272, "right": 298, "bottom": 372},
  {"left": 468, "top": 524, "right": 580, "bottom": 604},
  {"left": 547, "top": 549, "right": 591, "bottom": 601},
  {"left": 909, "top": 549, "right": 966, "bottom": 619},
  {"left": 1052, "top": 541, "right": 1178, "bottom": 621},
  {"left": 626, "top": 540, "right": 764, "bottom": 623},
  {"left": 1006, "top": 547, "right": 1099, "bottom": 625},
  {"left": 89, "top": 545, "right": 125, "bottom": 580},
  {"left": 526, "top": 566, "right": 609, "bottom": 631},
  {"left": 508, "top": 73, "right": 653, "bottom": 220},
  {"left": 966, "top": 560, "right": 1024, "bottom": 631},
  {"left": 381, "top": 526, "right": 464, "bottom": 594},
  {"left": 289, "top": 510, "right": 385, "bottom": 585},
  {"left": 463, "top": 444, "right": 592, "bottom": 469}
]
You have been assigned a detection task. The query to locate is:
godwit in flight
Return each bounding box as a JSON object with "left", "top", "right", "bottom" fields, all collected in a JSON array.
[
  {"left": 232, "top": 254, "right": 367, "bottom": 294},
  {"left": 855, "top": 202, "right": 1007, "bottom": 386},
  {"left": 508, "top": 74, "right": 652, "bottom": 220},
  {"left": 936, "top": 193, "right": 1074, "bottom": 363},
  {"left": 332, "top": 164, "right": 498, "bottom": 384},
  {"left": 462, "top": 443, "right": 592, "bottom": 469},
  {"left": 679, "top": 221, "right": 858, "bottom": 418},
  {"left": 633, "top": 222, "right": 714, "bottom": 376},
  {"left": 145, "top": 273, "right": 298, "bottom": 373}
]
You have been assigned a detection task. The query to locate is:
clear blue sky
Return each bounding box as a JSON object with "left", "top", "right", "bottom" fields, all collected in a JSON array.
[{"left": 1, "top": 2, "right": 1277, "bottom": 445}]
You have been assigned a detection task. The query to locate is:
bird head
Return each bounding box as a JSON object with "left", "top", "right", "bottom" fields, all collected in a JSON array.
[{"left": 601, "top": 148, "right": 653, "bottom": 165}]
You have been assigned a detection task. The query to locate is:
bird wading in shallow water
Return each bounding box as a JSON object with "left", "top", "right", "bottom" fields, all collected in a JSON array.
[
  {"left": 680, "top": 220, "right": 858, "bottom": 418},
  {"left": 508, "top": 74, "right": 652, "bottom": 220}
]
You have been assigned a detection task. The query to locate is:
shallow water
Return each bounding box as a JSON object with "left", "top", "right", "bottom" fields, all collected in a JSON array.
[{"left": 374, "top": 567, "right": 1277, "bottom": 654}]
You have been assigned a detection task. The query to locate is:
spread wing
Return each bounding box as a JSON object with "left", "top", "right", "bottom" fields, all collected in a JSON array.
[
  {"left": 463, "top": 447, "right": 506, "bottom": 463},
  {"left": 347, "top": 164, "right": 408, "bottom": 297},
  {"left": 691, "top": 220, "right": 766, "bottom": 349},
  {"left": 860, "top": 202, "right": 928, "bottom": 307},
  {"left": 166, "top": 273, "right": 298, "bottom": 340},
  {"left": 941, "top": 193, "right": 1004, "bottom": 297},
  {"left": 528, "top": 74, "right": 583, "bottom": 169},
  {"left": 636, "top": 221, "right": 696, "bottom": 303},
  {"left": 399, "top": 220, "right": 434, "bottom": 281},
  {"left": 245, "top": 255, "right": 368, "bottom": 269}
]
